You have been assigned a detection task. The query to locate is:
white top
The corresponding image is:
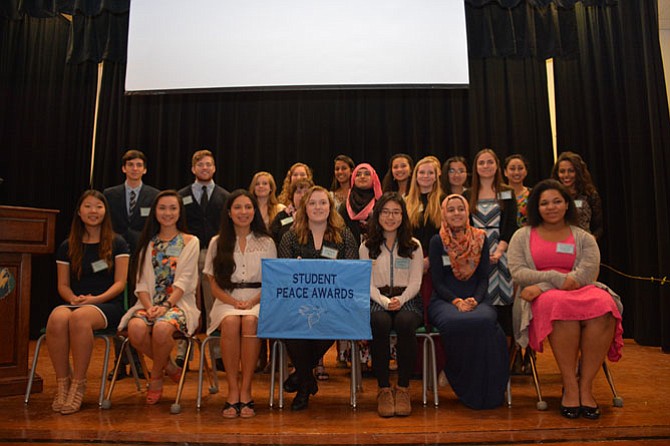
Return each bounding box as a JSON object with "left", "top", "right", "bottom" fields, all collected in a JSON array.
[
  {"left": 204, "top": 233, "right": 277, "bottom": 334},
  {"left": 358, "top": 237, "right": 423, "bottom": 310},
  {"left": 119, "top": 236, "right": 201, "bottom": 335}
]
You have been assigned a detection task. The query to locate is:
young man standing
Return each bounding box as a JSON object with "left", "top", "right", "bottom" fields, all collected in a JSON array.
[
  {"left": 178, "top": 149, "right": 230, "bottom": 367},
  {"left": 104, "top": 149, "right": 160, "bottom": 379}
]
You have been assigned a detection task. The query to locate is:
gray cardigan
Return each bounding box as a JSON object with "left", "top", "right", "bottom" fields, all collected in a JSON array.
[{"left": 507, "top": 225, "right": 622, "bottom": 347}]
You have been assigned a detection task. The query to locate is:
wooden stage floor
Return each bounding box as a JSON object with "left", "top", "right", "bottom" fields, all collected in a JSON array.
[{"left": 1, "top": 339, "right": 669, "bottom": 446}]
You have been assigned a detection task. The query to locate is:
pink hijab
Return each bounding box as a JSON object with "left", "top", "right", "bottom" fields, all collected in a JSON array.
[{"left": 345, "top": 163, "right": 383, "bottom": 221}]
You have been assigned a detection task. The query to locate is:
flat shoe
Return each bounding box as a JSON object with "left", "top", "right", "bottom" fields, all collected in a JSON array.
[
  {"left": 283, "top": 373, "right": 299, "bottom": 393},
  {"left": 239, "top": 400, "right": 256, "bottom": 418},
  {"left": 581, "top": 405, "right": 601, "bottom": 420},
  {"left": 222, "top": 401, "right": 241, "bottom": 418}
]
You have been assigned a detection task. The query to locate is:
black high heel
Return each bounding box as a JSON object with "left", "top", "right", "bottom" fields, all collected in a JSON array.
[
  {"left": 560, "top": 388, "right": 581, "bottom": 419},
  {"left": 580, "top": 405, "right": 600, "bottom": 420}
]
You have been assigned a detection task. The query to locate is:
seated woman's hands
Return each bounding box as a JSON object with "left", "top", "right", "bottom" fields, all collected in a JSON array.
[
  {"left": 146, "top": 304, "right": 168, "bottom": 321},
  {"left": 520, "top": 285, "right": 543, "bottom": 302},
  {"left": 453, "top": 297, "right": 478, "bottom": 312},
  {"left": 234, "top": 299, "right": 255, "bottom": 310},
  {"left": 561, "top": 275, "right": 580, "bottom": 291},
  {"left": 387, "top": 297, "right": 401, "bottom": 311}
]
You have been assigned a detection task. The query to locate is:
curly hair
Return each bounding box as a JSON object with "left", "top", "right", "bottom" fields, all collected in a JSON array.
[
  {"left": 526, "top": 179, "right": 578, "bottom": 227},
  {"left": 277, "top": 162, "right": 314, "bottom": 206},
  {"left": 550, "top": 151, "right": 597, "bottom": 196}
]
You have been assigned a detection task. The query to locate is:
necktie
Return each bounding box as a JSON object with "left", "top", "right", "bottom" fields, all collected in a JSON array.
[
  {"left": 200, "top": 185, "right": 209, "bottom": 213},
  {"left": 129, "top": 190, "right": 137, "bottom": 216}
]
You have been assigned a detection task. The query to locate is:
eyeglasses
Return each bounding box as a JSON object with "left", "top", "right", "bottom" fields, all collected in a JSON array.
[
  {"left": 356, "top": 171, "right": 371, "bottom": 177},
  {"left": 380, "top": 209, "right": 402, "bottom": 217},
  {"left": 448, "top": 169, "right": 466, "bottom": 174}
]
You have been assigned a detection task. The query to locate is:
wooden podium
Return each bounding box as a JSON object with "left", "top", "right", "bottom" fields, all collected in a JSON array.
[{"left": 0, "top": 205, "right": 58, "bottom": 397}]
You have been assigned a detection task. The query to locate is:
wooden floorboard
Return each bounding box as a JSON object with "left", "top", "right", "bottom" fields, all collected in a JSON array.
[{"left": 0, "top": 339, "right": 668, "bottom": 445}]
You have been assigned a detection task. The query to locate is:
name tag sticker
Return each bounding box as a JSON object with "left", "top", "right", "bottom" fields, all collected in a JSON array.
[
  {"left": 91, "top": 259, "right": 108, "bottom": 273},
  {"left": 574, "top": 199, "right": 583, "bottom": 208},
  {"left": 140, "top": 207, "right": 150, "bottom": 217},
  {"left": 321, "top": 246, "right": 338, "bottom": 259},
  {"left": 442, "top": 255, "right": 451, "bottom": 266},
  {"left": 166, "top": 246, "right": 181, "bottom": 257},
  {"left": 280, "top": 216, "right": 294, "bottom": 226},
  {"left": 182, "top": 195, "right": 193, "bottom": 205},
  {"left": 498, "top": 190, "right": 512, "bottom": 200},
  {"left": 556, "top": 243, "right": 575, "bottom": 255},
  {"left": 395, "top": 258, "right": 410, "bottom": 269}
]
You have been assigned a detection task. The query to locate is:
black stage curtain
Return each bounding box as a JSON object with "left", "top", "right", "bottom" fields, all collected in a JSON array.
[
  {"left": 0, "top": 14, "right": 98, "bottom": 337},
  {"left": 93, "top": 57, "right": 553, "bottom": 193},
  {"left": 554, "top": 2, "right": 670, "bottom": 350}
]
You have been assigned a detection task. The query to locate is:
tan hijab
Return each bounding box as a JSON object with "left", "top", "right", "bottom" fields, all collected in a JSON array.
[{"left": 439, "top": 194, "right": 486, "bottom": 281}]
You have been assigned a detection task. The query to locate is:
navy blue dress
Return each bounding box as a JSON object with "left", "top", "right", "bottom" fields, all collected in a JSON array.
[{"left": 427, "top": 234, "right": 508, "bottom": 409}]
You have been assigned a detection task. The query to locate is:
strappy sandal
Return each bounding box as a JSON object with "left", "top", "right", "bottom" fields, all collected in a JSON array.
[
  {"left": 239, "top": 400, "right": 256, "bottom": 418},
  {"left": 146, "top": 380, "right": 163, "bottom": 405},
  {"left": 165, "top": 364, "right": 183, "bottom": 384},
  {"left": 222, "top": 401, "right": 241, "bottom": 418}
]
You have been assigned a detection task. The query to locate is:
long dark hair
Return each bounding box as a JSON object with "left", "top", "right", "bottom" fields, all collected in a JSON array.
[
  {"left": 365, "top": 192, "right": 419, "bottom": 259},
  {"left": 133, "top": 190, "right": 188, "bottom": 282},
  {"left": 382, "top": 153, "right": 414, "bottom": 192},
  {"left": 68, "top": 189, "right": 115, "bottom": 279},
  {"left": 212, "top": 189, "right": 270, "bottom": 290},
  {"left": 469, "top": 148, "right": 513, "bottom": 212},
  {"left": 329, "top": 154, "right": 355, "bottom": 191},
  {"left": 550, "top": 151, "right": 597, "bottom": 197},
  {"left": 440, "top": 156, "right": 469, "bottom": 193},
  {"left": 526, "top": 180, "right": 578, "bottom": 227}
]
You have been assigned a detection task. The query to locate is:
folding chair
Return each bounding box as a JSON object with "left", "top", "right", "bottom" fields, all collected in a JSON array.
[{"left": 25, "top": 330, "right": 119, "bottom": 407}]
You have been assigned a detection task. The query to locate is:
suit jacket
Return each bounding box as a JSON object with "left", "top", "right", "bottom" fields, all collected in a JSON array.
[
  {"left": 178, "top": 183, "right": 229, "bottom": 248},
  {"left": 103, "top": 183, "right": 160, "bottom": 254}
]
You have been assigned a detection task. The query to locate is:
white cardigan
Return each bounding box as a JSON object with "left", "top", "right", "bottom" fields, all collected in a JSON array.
[{"left": 119, "top": 236, "right": 201, "bottom": 335}]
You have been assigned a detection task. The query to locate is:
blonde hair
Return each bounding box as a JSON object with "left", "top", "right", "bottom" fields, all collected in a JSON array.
[
  {"left": 291, "top": 186, "right": 345, "bottom": 245},
  {"left": 405, "top": 156, "right": 444, "bottom": 229},
  {"left": 249, "top": 171, "right": 282, "bottom": 224},
  {"left": 277, "top": 162, "right": 313, "bottom": 206}
]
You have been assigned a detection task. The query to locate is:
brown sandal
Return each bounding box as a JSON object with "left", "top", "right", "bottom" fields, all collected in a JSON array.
[{"left": 239, "top": 400, "right": 256, "bottom": 418}]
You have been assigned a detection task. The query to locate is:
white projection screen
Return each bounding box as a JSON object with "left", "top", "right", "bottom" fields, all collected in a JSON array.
[{"left": 125, "top": 0, "right": 469, "bottom": 94}]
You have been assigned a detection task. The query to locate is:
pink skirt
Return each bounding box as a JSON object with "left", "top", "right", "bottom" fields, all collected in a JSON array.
[{"left": 529, "top": 285, "right": 623, "bottom": 362}]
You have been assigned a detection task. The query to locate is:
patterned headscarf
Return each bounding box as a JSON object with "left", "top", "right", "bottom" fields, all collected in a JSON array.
[
  {"left": 439, "top": 194, "right": 486, "bottom": 281},
  {"left": 346, "top": 163, "right": 383, "bottom": 221}
]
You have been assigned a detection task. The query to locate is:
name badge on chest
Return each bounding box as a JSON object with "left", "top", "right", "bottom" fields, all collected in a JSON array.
[
  {"left": 280, "top": 216, "right": 294, "bottom": 226},
  {"left": 91, "top": 259, "right": 108, "bottom": 273},
  {"left": 182, "top": 195, "right": 194, "bottom": 205},
  {"left": 166, "top": 246, "right": 182, "bottom": 257},
  {"left": 442, "top": 255, "right": 451, "bottom": 266},
  {"left": 556, "top": 243, "right": 575, "bottom": 255},
  {"left": 140, "top": 207, "right": 150, "bottom": 217},
  {"left": 321, "top": 246, "right": 338, "bottom": 259},
  {"left": 395, "top": 258, "right": 410, "bottom": 269},
  {"left": 497, "top": 190, "right": 512, "bottom": 200},
  {"left": 574, "top": 199, "right": 583, "bottom": 208}
]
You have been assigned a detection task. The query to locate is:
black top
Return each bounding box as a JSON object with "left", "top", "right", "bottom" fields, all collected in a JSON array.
[
  {"left": 56, "top": 235, "right": 130, "bottom": 304},
  {"left": 178, "top": 184, "right": 230, "bottom": 248},
  {"left": 270, "top": 209, "right": 295, "bottom": 246},
  {"left": 277, "top": 228, "right": 359, "bottom": 260},
  {"left": 103, "top": 183, "right": 160, "bottom": 253}
]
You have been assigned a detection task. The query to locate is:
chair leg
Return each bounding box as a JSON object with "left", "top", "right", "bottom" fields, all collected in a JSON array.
[
  {"left": 96, "top": 334, "right": 112, "bottom": 407},
  {"left": 428, "top": 334, "right": 439, "bottom": 406},
  {"left": 125, "top": 345, "right": 143, "bottom": 391},
  {"left": 197, "top": 336, "right": 219, "bottom": 409},
  {"left": 350, "top": 340, "right": 360, "bottom": 408},
  {"left": 171, "top": 337, "right": 195, "bottom": 414},
  {"left": 602, "top": 362, "right": 624, "bottom": 407},
  {"left": 269, "top": 340, "right": 285, "bottom": 409},
  {"left": 24, "top": 334, "right": 47, "bottom": 404},
  {"left": 526, "top": 348, "right": 547, "bottom": 411}
]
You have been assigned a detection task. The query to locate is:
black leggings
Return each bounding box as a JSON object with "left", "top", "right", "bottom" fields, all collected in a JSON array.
[
  {"left": 370, "top": 309, "right": 422, "bottom": 388},
  {"left": 284, "top": 339, "right": 334, "bottom": 386}
]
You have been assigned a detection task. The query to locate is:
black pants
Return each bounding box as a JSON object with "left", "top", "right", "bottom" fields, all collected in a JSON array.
[
  {"left": 284, "top": 339, "right": 334, "bottom": 386},
  {"left": 370, "top": 309, "right": 422, "bottom": 388}
]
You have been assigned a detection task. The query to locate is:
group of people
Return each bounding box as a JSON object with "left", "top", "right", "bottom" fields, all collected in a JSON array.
[{"left": 45, "top": 147, "right": 622, "bottom": 422}]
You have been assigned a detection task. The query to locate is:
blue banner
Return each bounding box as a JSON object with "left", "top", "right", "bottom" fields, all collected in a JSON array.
[{"left": 258, "top": 259, "right": 372, "bottom": 340}]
